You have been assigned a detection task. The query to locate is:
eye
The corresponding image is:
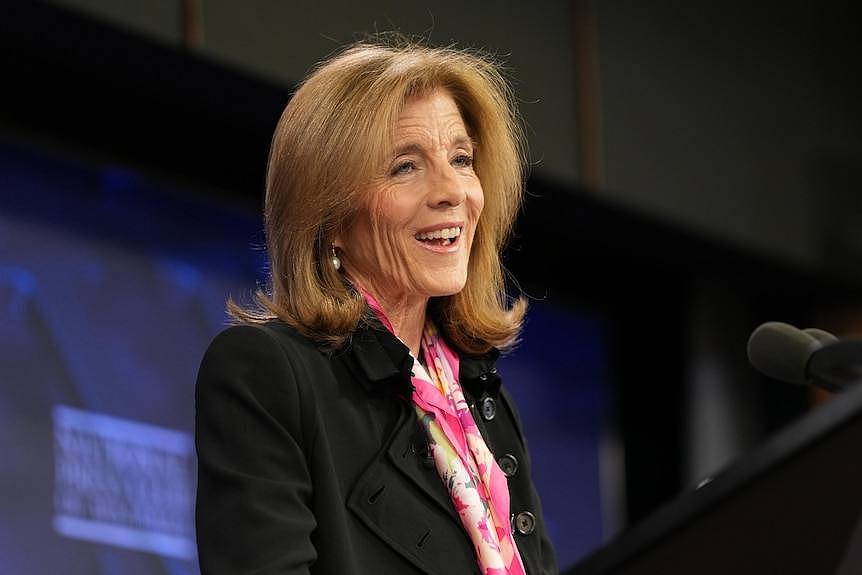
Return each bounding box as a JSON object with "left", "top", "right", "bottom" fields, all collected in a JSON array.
[
  {"left": 452, "top": 153, "right": 474, "bottom": 169},
  {"left": 391, "top": 160, "right": 416, "bottom": 176}
]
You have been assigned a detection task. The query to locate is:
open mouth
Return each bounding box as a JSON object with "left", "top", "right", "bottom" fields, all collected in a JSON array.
[{"left": 415, "top": 226, "right": 462, "bottom": 247}]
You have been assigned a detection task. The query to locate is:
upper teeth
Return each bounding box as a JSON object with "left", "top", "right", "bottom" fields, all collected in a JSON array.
[{"left": 416, "top": 227, "right": 461, "bottom": 240}]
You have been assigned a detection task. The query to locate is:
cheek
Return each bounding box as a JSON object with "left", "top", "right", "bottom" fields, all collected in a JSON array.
[
  {"left": 354, "top": 198, "right": 416, "bottom": 267},
  {"left": 369, "top": 188, "right": 418, "bottom": 233},
  {"left": 469, "top": 182, "right": 485, "bottom": 221}
]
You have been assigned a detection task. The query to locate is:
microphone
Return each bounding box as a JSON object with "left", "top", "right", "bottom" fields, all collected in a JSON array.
[
  {"left": 802, "top": 327, "right": 839, "bottom": 346},
  {"left": 747, "top": 322, "right": 862, "bottom": 392}
]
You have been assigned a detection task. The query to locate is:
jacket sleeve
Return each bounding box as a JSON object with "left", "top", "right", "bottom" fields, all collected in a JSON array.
[{"left": 195, "top": 324, "right": 317, "bottom": 574}]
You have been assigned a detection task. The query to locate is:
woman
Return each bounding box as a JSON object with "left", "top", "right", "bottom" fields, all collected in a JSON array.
[{"left": 195, "top": 39, "right": 558, "bottom": 575}]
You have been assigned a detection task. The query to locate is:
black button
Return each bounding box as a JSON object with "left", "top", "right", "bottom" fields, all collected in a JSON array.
[
  {"left": 497, "top": 454, "right": 518, "bottom": 477},
  {"left": 480, "top": 396, "right": 496, "bottom": 421},
  {"left": 513, "top": 511, "right": 536, "bottom": 535},
  {"left": 479, "top": 373, "right": 488, "bottom": 382}
]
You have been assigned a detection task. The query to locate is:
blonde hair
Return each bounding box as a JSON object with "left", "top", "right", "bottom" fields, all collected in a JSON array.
[{"left": 231, "top": 38, "right": 527, "bottom": 354}]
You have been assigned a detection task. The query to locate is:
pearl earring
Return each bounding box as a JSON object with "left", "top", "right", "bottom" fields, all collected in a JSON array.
[{"left": 330, "top": 246, "right": 341, "bottom": 271}]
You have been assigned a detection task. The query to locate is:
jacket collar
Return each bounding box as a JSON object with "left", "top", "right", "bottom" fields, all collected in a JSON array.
[
  {"left": 346, "top": 318, "right": 414, "bottom": 396},
  {"left": 341, "top": 316, "right": 502, "bottom": 399}
]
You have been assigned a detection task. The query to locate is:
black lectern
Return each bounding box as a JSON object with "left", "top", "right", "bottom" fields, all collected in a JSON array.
[{"left": 566, "top": 382, "right": 862, "bottom": 575}]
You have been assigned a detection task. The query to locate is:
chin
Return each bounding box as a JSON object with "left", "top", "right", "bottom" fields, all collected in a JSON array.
[{"left": 424, "top": 275, "right": 468, "bottom": 298}]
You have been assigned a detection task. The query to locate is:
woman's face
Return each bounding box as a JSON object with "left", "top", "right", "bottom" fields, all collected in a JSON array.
[{"left": 337, "top": 90, "right": 484, "bottom": 305}]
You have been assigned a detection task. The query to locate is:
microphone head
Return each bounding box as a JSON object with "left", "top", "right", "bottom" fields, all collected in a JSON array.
[
  {"left": 747, "top": 322, "right": 832, "bottom": 385},
  {"left": 802, "top": 327, "right": 840, "bottom": 345}
]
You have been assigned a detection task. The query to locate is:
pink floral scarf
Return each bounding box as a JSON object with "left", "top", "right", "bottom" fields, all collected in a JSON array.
[{"left": 364, "top": 293, "right": 526, "bottom": 575}]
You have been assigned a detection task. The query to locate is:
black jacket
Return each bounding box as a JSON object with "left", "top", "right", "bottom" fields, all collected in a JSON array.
[{"left": 195, "top": 318, "right": 558, "bottom": 574}]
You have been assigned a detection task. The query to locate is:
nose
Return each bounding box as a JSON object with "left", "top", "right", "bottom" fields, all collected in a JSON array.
[{"left": 427, "top": 165, "right": 466, "bottom": 209}]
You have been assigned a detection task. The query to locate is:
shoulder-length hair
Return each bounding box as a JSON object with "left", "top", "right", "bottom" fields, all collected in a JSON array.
[{"left": 231, "top": 38, "right": 527, "bottom": 355}]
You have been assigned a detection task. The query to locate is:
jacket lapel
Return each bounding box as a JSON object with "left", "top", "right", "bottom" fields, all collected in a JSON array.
[
  {"left": 342, "top": 320, "right": 503, "bottom": 574},
  {"left": 343, "top": 320, "right": 461, "bottom": 523},
  {"left": 346, "top": 384, "right": 474, "bottom": 574}
]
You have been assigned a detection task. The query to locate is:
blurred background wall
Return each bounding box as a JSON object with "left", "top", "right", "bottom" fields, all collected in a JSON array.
[
  {"left": 43, "top": 0, "right": 862, "bottom": 275},
  {"left": 1, "top": 1, "right": 860, "bottom": 573}
]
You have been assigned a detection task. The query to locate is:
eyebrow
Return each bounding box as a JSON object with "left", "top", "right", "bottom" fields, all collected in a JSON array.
[{"left": 393, "top": 135, "right": 475, "bottom": 157}]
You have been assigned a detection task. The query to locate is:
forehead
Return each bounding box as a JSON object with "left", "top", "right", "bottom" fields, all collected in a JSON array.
[{"left": 393, "top": 90, "right": 470, "bottom": 140}]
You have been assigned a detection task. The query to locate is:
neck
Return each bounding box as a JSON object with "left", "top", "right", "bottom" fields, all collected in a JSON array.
[
  {"left": 345, "top": 271, "right": 430, "bottom": 356},
  {"left": 364, "top": 286, "right": 428, "bottom": 357},
  {"left": 381, "top": 294, "right": 428, "bottom": 358}
]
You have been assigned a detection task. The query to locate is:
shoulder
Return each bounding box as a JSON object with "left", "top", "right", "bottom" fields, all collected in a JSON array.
[
  {"left": 200, "top": 320, "right": 329, "bottom": 376},
  {"left": 197, "top": 320, "right": 329, "bottom": 406},
  {"left": 203, "top": 319, "right": 320, "bottom": 361}
]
